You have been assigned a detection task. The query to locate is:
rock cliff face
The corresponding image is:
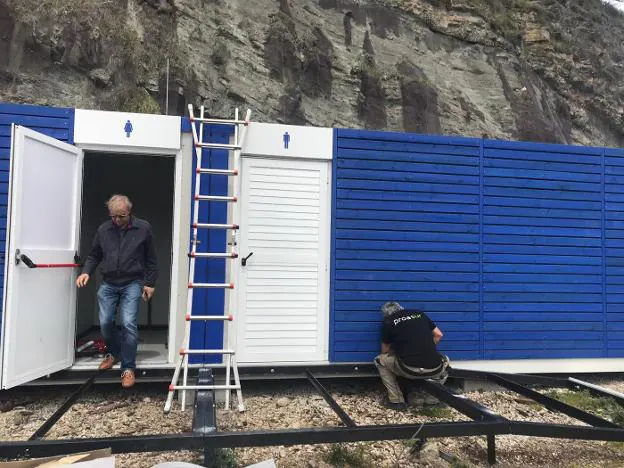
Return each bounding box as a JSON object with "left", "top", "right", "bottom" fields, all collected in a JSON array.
[{"left": 1, "top": 0, "right": 624, "bottom": 147}]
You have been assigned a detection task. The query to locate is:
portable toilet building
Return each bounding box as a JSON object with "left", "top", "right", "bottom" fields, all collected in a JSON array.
[{"left": 0, "top": 101, "right": 623, "bottom": 389}]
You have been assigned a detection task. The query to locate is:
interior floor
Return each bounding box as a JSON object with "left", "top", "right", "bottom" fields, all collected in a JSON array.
[{"left": 74, "top": 329, "right": 168, "bottom": 367}]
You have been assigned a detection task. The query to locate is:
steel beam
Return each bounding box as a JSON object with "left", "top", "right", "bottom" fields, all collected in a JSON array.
[
  {"left": 449, "top": 368, "right": 569, "bottom": 387},
  {"left": 510, "top": 422, "right": 624, "bottom": 441},
  {"left": 486, "top": 434, "right": 496, "bottom": 465},
  {"left": 0, "top": 421, "right": 506, "bottom": 460},
  {"left": 487, "top": 373, "right": 620, "bottom": 429},
  {"left": 192, "top": 368, "right": 217, "bottom": 434},
  {"left": 568, "top": 378, "right": 624, "bottom": 407},
  {"left": 418, "top": 380, "right": 504, "bottom": 464},
  {"left": 419, "top": 380, "right": 504, "bottom": 422},
  {"left": 192, "top": 368, "right": 217, "bottom": 467},
  {"left": 306, "top": 371, "right": 356, "bottom": 427},
  {"left": 29, "top": 369, "right": 106, "bottom": 440}
]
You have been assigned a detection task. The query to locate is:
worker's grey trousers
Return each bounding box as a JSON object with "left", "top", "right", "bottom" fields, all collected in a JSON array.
[{"left": 374, "top": 353, "right": 450, "bottom": 404}]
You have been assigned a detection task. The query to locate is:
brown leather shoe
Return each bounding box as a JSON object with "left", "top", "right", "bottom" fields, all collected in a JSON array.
[
  {"left": 121, "top": 369, "right": 135, "bottom": 388},
  {"left": 99, "top": 354, "right": 119, "bottom": 370}
]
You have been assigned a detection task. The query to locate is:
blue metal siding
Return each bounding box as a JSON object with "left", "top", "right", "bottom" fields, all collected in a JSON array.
[
  {"left": 331, "top": 128, "right": 616, "bottom": 363},
  {"left": 332, "top": 129, "right": 482, "bottom": 362},
  {"left": 0, "top": 103, "right": 74, "bottom": 339},
  {"left": 482, "top": 140, "right": 605, "bottom": 360},
  {"left": 605, "top": 147, "right": 624, "bottom": 357}
]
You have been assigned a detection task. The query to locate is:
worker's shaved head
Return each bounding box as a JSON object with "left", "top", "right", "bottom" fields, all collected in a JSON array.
[{"left": 381, "top": 301, "right": 403, "bottom": 317}]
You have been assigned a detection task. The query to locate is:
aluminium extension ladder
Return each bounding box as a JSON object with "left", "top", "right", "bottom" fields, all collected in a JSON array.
[{"left": 164, "top": 104, "right": 251, "bottom": 413}]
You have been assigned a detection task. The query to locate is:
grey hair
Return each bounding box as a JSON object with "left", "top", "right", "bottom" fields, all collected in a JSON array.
[
  {"left": 381, "top": 301, "right": 403, "bottom": 317},
  {"left": 106, "top": 194, "right": 133, "bottom": 212}
]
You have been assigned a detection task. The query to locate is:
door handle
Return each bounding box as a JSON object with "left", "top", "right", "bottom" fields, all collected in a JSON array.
[
  {"left": 15, "top": 249, "right": 81, "bottom": 269},
  {"left": 241, "top": 252, "right": 254, "bottom": 267}
]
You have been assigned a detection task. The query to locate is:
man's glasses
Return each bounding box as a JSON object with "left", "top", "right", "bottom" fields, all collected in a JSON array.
[{"left": 110, "top": 214, "right": 129, "bottom": 219}]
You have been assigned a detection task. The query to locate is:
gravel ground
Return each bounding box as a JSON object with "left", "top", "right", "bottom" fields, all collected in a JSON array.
[{"left": 1, "top": 377, "right": 624, "bottom": 467}]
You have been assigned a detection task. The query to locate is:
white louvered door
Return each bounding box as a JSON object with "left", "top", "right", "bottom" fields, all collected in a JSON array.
[{"left": 236, "top": 157, "right": 330, "bottom": 363}]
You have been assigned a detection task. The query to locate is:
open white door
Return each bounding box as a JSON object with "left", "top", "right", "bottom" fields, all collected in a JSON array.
[{"left": 0, "top": 125, "right": 83, "bottom": 389}]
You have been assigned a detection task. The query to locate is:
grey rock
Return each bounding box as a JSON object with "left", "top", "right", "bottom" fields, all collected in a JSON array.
[
  {"left": 276, "top": 397, "right": 291, "bottom": 407},
  {"left": 88, "top": 68, "right": 111, "bottom": 88},
  {"left": 2, "top": 0, "right": 624, "bottom": 147}
]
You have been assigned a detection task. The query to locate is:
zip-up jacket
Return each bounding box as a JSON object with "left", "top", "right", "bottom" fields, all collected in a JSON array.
[{"left": 81, "top": 216, "right": 158, "bottom": 287}]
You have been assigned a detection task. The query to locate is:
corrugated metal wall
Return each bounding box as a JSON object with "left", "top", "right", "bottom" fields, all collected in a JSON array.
[
  {"left": 0, "top": 103, "right": 75, "bottom": 337},
  {"left": 331, "top": 128, "right": 622, "bottom": 363}
]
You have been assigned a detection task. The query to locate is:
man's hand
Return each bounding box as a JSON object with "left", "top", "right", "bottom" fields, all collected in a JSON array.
[
  {"left": 433, "top": 327, "right": 443, "bottom": 345},
  {"left": 142, "top": 286, "right": 155, "bottom": 301},
  {"left": 76, "top": 273, "right": 90, "bottom": 288}
]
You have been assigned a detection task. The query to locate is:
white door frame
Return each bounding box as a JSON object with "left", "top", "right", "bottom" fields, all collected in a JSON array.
[{"left": 72, "top": 143, "right": 187, "bottom": 366}]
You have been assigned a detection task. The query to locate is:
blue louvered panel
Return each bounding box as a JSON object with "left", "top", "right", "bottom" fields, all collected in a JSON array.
[{"left": 331, "top": 129, "right": 482, "bottom": 362}]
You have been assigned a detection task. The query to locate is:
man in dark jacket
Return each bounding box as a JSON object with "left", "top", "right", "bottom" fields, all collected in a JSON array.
[
  {"left": 76, "top": 194, "right": 158, "bottom": 388},
  {"left": 375, "top": 301, "right": 450, "bottom": 410}
]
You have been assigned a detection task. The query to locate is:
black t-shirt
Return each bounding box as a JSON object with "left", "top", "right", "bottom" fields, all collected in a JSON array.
[{"left": 381, "top": 309, "right": 441, "bottom": 368}]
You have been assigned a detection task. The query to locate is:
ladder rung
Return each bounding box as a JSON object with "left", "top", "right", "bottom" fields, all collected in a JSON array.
[
  {"left": 195, "top": 142, "right": 241, "bottom": 150},
  {"left": 196, "top": 168, "right": 238, "bottom": 176},
  {"left": 189, "top": 282, "right": 234, "bottom": 289},
  {"left": 169, "top": 384, "right": 241, "bottom": 391},
  {"left": 195, "top": 195, "right": 237, "bottom": 202},
  {"left": 186, "top": 314, "right": 233, "bottom": 321},
  {"left": 190, "top": 116, "right": 249, "bottom": 126},
  {"left": 179, "top": 348, "right": 236, "bottom": 355},
  {"left": 193, "top": 223, "right": 239, "bottom": 230},
  {"left": 190, "top": 252, "right": 238, "bottom": 259}
]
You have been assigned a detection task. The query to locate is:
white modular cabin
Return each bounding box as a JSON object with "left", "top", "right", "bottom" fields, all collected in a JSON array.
[{"left": 1, "top": 102, "right": 624, "bottom": 389}]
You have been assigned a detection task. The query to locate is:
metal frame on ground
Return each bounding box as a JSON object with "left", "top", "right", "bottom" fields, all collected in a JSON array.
[{"left": 2, "top": 368, "right": 624, "bottom": 466}]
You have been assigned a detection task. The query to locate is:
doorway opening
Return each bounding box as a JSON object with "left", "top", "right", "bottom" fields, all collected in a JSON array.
[{"left": 74, "top": 151, "right": 175, "bottom": 368}]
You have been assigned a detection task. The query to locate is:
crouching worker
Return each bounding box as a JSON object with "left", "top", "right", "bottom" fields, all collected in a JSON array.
[{"left": 375, "top": 301, "right": 450, "bottom": 410}]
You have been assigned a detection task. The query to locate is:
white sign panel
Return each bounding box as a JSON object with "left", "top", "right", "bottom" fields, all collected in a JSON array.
[
  {"left": 242, "top": 122, "right": 332, "bottom": 160},
  {"left": 74, "top": 109, "right": 181, "bottom": 151}
]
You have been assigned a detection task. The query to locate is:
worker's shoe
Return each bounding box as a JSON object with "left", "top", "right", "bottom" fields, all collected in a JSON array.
[
  {"left": 121, "top": 369, "right": 135, "bottom": 388},
  {"left": 381, "top": 397, "right": 407, "bottom": 411},
  {"left": 98, "top": 354, "right": 119, "bottom": 370}
]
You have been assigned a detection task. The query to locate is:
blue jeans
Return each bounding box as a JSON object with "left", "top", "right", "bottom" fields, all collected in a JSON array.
[{"left": 97, "top": 280, "right": 142, "bottom": 370}]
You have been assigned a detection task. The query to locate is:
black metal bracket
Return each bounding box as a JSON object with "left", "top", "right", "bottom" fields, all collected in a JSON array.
[
  {"left": 192, "top": 367, "right": 217, "bottom": 467},
  {"left": 306, "top": 371, "right": 356, "bottom": 427},
  {"left": 15, "top": 249, "right": 35, "bottom": 268},
  {"left": 29, "top": 368, "right": 107, "bottom": 441},
  {"left": 419, "top": 379, "right": 506, "bottom": 464},
  {"left": 420, "top": 380, "right": 504, "bottom": 422},
  {"left": 487, "top": 373, "right": 621, "bottom": 429}
]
